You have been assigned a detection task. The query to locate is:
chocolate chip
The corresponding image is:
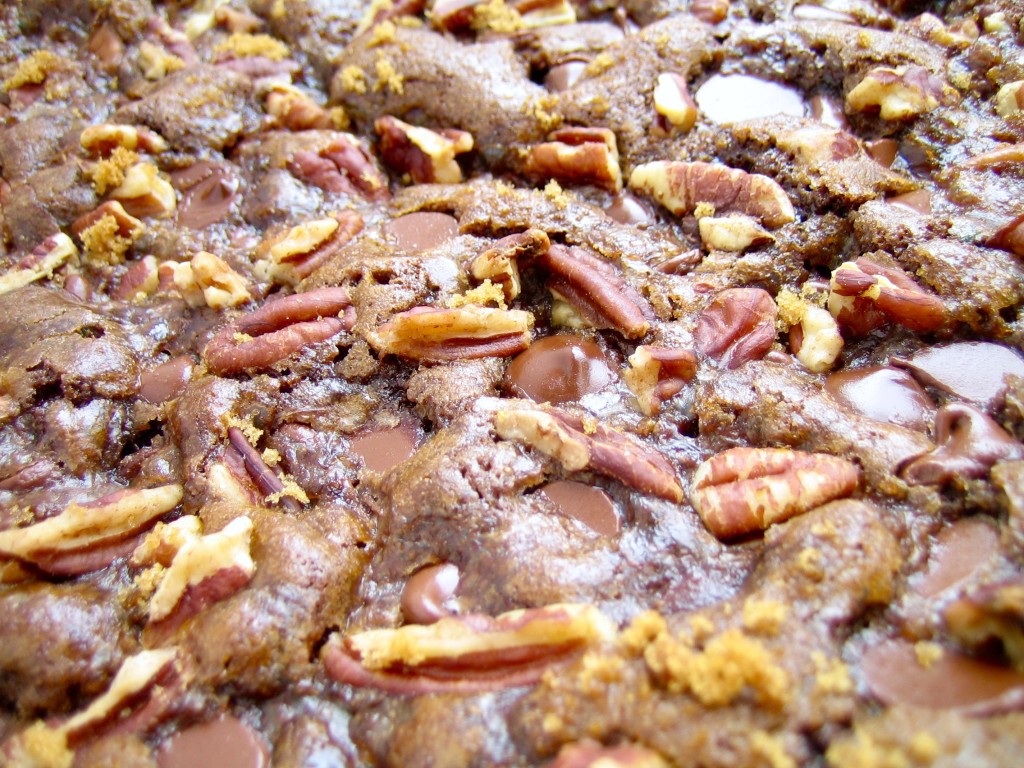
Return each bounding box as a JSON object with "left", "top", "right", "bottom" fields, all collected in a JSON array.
[
  {"left": 541, "top": 480, "right": 620, "bottom": 537},
  {"left": 893, "top": 342, "right": 1024, "bottom": 411},
  {"left": 385, "top": 211, "right": 460, "bottom": 252},
  {"left": 887, "top": 188, "right": 932, "bottom": 215},
  {"left": 401, "top": 563, "right": 460, "bottom": 625},
  {"left": 544, "top": 60, "right": 587, "bottom": 93},
  {"left": 504, "top": 335, "right": 614, "bottom": 404},
  {"left": 350, "top": 422, "right": 418, "bottom": 472},
  {"left": 139, "top": 356, "right": 194, "bottom": 404},
  {"left": 604, "top": 192, "right": 654, "bottom": 226},
  {"left": 157, "top": 714, "right": 269, "bottom": 768},
  {"left": 912, "top": 517, "right": 999, "bottom": 597},
  {"left": 824, "top": 365, "right": 935, "bottom": 432},
  {"left": 808, "top": 93, "right": 849, "bottom": 130},
  {"left": 694, "top": 74, "right": 806, "bottom": 124},
  {"left": 865, "top": 138, "right": 899, "bottom": 168},
  {"left": 172, "top": 162, "right": 239, "bottom": 230}
]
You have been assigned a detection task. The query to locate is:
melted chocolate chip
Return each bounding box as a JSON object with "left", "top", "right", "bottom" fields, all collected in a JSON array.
[
  {"left": 172, "top": 162, "right": 239, "bottom": 230},
  {"left": 913, "top": 517, "right": 999, "bottom": 597},
  {"left": 893, "top": 342, "right": 1024, "bottom": 410},
  {"left": 866, "top": 138, "right": 899, "bottom": 168},
  {"left": 825, "top": 366, "right": 935, "bottom": 431},
  {"left": 861, "top": 639, "right": 1024, "bottom": 712},
  {"left": 350, "top": 422, "right": 418, "bottom": 472},
  {"left": 157, "top": 715, "right": 269, "bottom": 768},
  {"left": 504, "top": 335, "right": 614, "bottom": 404},
  {"left": 544, "top": 60, "right": 587, "bottom": 92},
  {"left": 139, "top": 356, "right": 194, "bottom": 404},
  {"left": 694, "top": 74, "right": 806, "bottom": 124},
  {"left": 604, "top": 192, "right": 654, "bottom": 226},
  {"left": 385, "top": 211, "right": 460, "bottom": 252},
  {"left": 808, "top": 93, "right": 849, "bottom": 130},
  {"left": 888, "top": 188, "right": 932, "bottom": 215},
  {"left": 401, "top": 563, "right": 460, "bottom": 625},
  {"left": 541, "top": 480, "right": 620, "bottom": 537}
]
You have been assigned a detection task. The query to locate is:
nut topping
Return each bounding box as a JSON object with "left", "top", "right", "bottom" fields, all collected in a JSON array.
[
  {"left": 264, "top": 84, "right": 337, "bottom": 131},
  {"left": 255, "top": 210, "right": 364, "bottom": 286},
  {"left": 689, "top": 0, "right": 730, "bottom": 24},
  {"left": 80, "top": 124, "right": 168, "bottom": 156},
  {"left": 323, "top": 603, "right": 614, "bottom": 694},
  {"left": 494, "top": 405, "right": 683, "bottom": 501},
  {"left": 226, "top": 426, "right": 303, "bottom": 513},
  {"left": 375, "top": 115, "right": 474, "bottom": 184},
  {"left": 524, "top": 127, "right": 623, "bottom": 192},
  {"left": 109, "top": 162, "right": 177, "bottom": 218},
  {"left": 690, "top": 447, "right": 860, "bottom": 539},
  {"left": 538, "top": 244, "right": 654, "bottom": 339},
  {"left": 989, "top": 214, "right": 1024, "bottom": 258},
  {"left": 288, "top": 136, "right": 389, "bottom": 200},
  {"left": 0, "top": 233, "right": 78, "bottom": 296},
  {"left": 828, "top": 257, "right": 946, "bottom": 334},
  {"left": 694, "top": 287, "right": 778, "bottom": 369},
  {"left": 470, "top": 229, "right": 550, "bottom": 303},
  {"left": 783, "top": 301, "right": 844, "bottom": 374},
  {"left": 846, "top": 65, "right": 958, "bottom": 121},
  {"left": 204, "top": 286, "right": 356, "bottom": 375},
  {"left": 629, "top": 161, "right": 795, "bottom": 229},
  {"left": 370, "top": 305, "right": 534, "bottom": 361},
  {"left": 653, "top": 72, "right": 698, "bottom": 132},
  {"left": 624, "top": 345, "right": 698, "bottom": 416},
  {"left": 697, "top": 214, "right": 774, "bottom": 252},
  {"left": 183, "top": 251, "right": 251, "bottom": 310},
  {"left": 995, "top": 81, "right": 1024, "bottom": 118}
]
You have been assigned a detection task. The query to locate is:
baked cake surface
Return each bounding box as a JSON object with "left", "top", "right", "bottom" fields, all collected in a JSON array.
[{"left": 1, "top": 0, "right": 1024, "bottom": 765}]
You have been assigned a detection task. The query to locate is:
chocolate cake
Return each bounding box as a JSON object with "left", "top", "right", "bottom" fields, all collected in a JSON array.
[{"left": 1, "top": 0, "right": 1024, "bottom": 765}]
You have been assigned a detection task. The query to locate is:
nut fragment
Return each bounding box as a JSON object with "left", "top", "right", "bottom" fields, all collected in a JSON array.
[
  {"left": 828, "top": 257, "right": 946, "bottom": 334},
  {"left": 323, "top": 603, "right": 614, "bottom": 694},
  {"left": 288, "top": 136, "right": 389, "bottom": 200},
  {"left": 375, "top": 114, "right": 474, "bottom": 184},
  {"left": 538, "top": 244, "right": 654, "bottom": 339},
  {"left": 204, "top": 286, "right": 356, "bottom": 375},
  {"left": 80, "top": 123, "right": 168, "bottom": 156},
  {"left": 524, "top": 127, "right": 622, "bottom": 192},
  {"left": 226, "top": 426, "right": 302, "bottom": 513},
  {"left": 846, "top": 65, "right": 958, "bottom": 121},
  {"left": 694, "top": 287, "right": 778, "bottom": 369},
  {"left": 109, "top": 162, "right": 177, "bottom": 218},
  {"left": 264, "top": 84, "right": 336, "bottom": 131},
  {"left": 995, "top": 81, "right": 1024, "bottom": 118},
  {"left": 255, "top": 210, "right": 364, "bottom": 286},
  {"left": 653, "top": 72, "right": 698, "bottom": 132},
  {"left": 113, "top": 255, "right": 160, "bottom": 302},
  {"left": 494, "top": 405, "right": 683, "bottom": 501},
  {"left": 370, "top": 305, "right": 534, "bottom": 361},
  {"left": 72, "top": 200, "right": 146, "bottom": 242},
  {"left": 690, "top": 447, "right": 860, "bottom": 539},
  {"left": 629, "top": 161, "right": 795, "bottom": 229},
  {"left": 698, "top": 214, "right": 774, "bottom": 252},
  {"left": 787, "top": 304, "right": 844, "bottom": 373},
  {"left": 689, "top": 0, "right": 729, "bottom": 24},
  {"left": 470, "top": 229, "right": 550, "bottom": 303},
  {"left": 187, "top": 251, "right": 251, "bottom": 309},
  {"left": 959, "top": 143, "right": 1024, "bottom": 170},
  {"left": 945, "top": 578, "right": 1024, "bottom": 671},
  {"left": 0, "top": 233, "right": 78, "bottom": 296},
  {"left": 624, "top": 345, "right": 698, "bottom": 416}
]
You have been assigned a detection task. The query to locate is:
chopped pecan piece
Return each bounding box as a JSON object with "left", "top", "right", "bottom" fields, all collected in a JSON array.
[
  {"left": 375, "top": 115, "right": 474, "bottom": 184},
  {"left": 846, "top": 65, "right": 958, "bottom": 121},
  {"left": 109, "top": 162, "right": 177, "bottom": 218},
  {"left": 113, "top": 255, "right": 160, "bottom": 302},
  {"left": 0, "top": 485, "right": 184, "bottom": 573},
  {"left": 524, "top": 127, "right": 622, "bottom": 192},
  {"left": 255, "top": 210, "right": 364, "bottom": 286},
  {"left": 995, "top": 81, "right": 1024, "bottom": 118},
  {"left": 204, "top": 286, "right": 356, "bottom": 375},
  {"left": 494, "top": 405, "right": 683, "bottom": 501},
  {"left": 690, "top": 447, "right": 860, "bottom": 539},
  {"left": 828, "top": 257, "right": 946, "bottom": 334},
  {"left": 288, "top": 136, "right": 389, "bottom": 200},
  {"left": 371, "top": 305, "right": 533, "bottom": 361},
  {"left": 323, "top": 603, "right": 614, "bottom": 694},
  {"left": 783, "top": 299, "right": 844, "bottom": 374},
  {"left": 132, "top": 516, "right": 204, "bottom": 568},
  {"left": 624, "top": 345, "right": 698, "bottom": 416},
  {"left": 0, "top": 233, "right": 77, "bottom": 296},
  {"left": 184, "top": 251, "right": 251, "bottom": 309},
  {"left": 945, "top": 577, "right": 1024, "bottom": 671},
  {"left": 79, "top": 124, "right": 168, "bottom": 156},
  {"left": 264, "top": 84, "right": 336, "bottom": 131},
  {"left": 538, "top": 244, "right": 654, "bottom": 339},
  {"left": 698, "top": 214, "right": 773, "bottom": 252},
  {"left": 629, "top": 161, "right": 795, "bottom": 229},
  {"left": 653, "top": 73, "right": 698, "bottom": 132},
  {"left": 225, "top": 426, "right": 303, "bottom": 513},
  {"left": 72, "top": 200, "right": 146, "bottom": 243},
  {"left": 694, "top": 287, "right": 778, "bottom": 369},
  {"left": 470, "top": 229, "right": 550, "bottom": 303}
]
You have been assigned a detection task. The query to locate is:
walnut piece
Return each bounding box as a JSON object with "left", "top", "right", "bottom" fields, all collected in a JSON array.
[
  {"left": 846, "top": 65, "right": 958, "bottom": 121},
  {"left": 80, "top": 123, "right": 168, "bottom": 156},
  {"left": 995, "top": 81, "right": 1024, "bottom": 118},
  {"left": 255, "top": 210, "right": 363, "bottom": 286},
  {"left": 370, "top": 305, "right": 534, "bottom": 361},
  {"left": 0, "top": 232, "right": 77, "bottom": 296},
  {"left": 698, "top": 214, "right": 774, "bottom": 252},
  {"left": 624, "top": 345, "right": 698, "bottom": 416},
  {"left": 653, "top": 72, "right": 698, "bottom": 132},
  {"left": 375, "top": 114, "right": 474, "bottom": 184},
  {"left": 690, "top": 447, "right": 860, "bottom": 539},
  {"left": 109, "top": 162, "right": 177, "bottom": 218},
  {"left": 694, "top": 287, "right": 778, "bottom": 369},
  {"left": 524, "top": 127, "right": 622, "bottom": 192}
]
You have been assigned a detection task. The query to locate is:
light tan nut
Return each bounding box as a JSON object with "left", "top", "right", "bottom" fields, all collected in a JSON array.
[
  {"left": 80, "top": 124, "right": 168, "bottom": 156},
  {"left": 288, "top": 136, "right": 390, "bottom": 200},
  {"left": 653, "top": 72, "right": 698, "bottom": 132},
  {"left": 694, "top": 287, "right": 778, "bottom": 369},
  {"left": 538, "top": 243, "right": 654, "bottom": 339},
  {"left": 698, "top": 214, "right": 774, "bottom": 252},
  {"left": 255, "top": 210, "right": 364, "bottom": 286},
  {"left": 524, "top": 127, "right": 622, "bottom": 192},
  {"left": 131, "top": 516, "right": 203, "bottom": 568},
  {"left": 828, "top": 257, "right": 946, "bottom": 334},
  {"left": 787, "top": 304, "right": 844, "bottom": 373},
  {"left": 629, "top": 161, "right": 795, "bottom": 229},
  {"left": 113, "top": 255, "right": 160, "bottom": 302},
  {"left": 0, "top": 233, "right": 77, "bottom": 296},
  {"left": 846, "top": 65, "right": 958, "bottom": 121},
  {"left": 470, "top": 229, "right": 549, "bottom": 303},
  {"left": 0, "top": 484, "right": 184, "bottom": 563},
  {"left": 995, "top": 81, "right": 1024, "bottom": 118},
  {"left": 690, "top": 447, "right": 860, "bottom": 539},
  {"left": 494, "top": 405, "right": 683, "bottom": 501},
  {"left": 624, "top": 345, "right": 698, "bottom": 416},
  {"left": 109, "top": 162, "right": 177, "bottom": 218},
  {"left": 159, "top": 260, "right": 204, "bottom": 306},
  {"left": 186, "top": 251, "right": 251, "bottom": 309},
  {"left": 774, "top": 125, "right": 861, "bottom": 164},
  {"left": 375, "top": 114, "right": 474, "bottom": 184},
  {"left": 148, "top": 515, "right": 255, "bottom": 623},
  {"left": 72, "top": 200, "right": 146, "bottom": 243},
  {"left": 324, "top": 603, "right": 613, "bottom": 694},
  {"left": 138, "top": 40, "right": 186, "bottom": 80},
  {"left": 371, "top": 305, "right": 534, "bottom": 361},
  {"left": 264, "top": 84, "right": 335, "bottom": 131},
  {"left": 689, "top": 0, "right": 730, "bottom": 24}
]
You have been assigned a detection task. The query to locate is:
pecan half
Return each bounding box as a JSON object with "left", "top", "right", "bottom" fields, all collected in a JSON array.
[
  {"left": 828, "top": 257, "right": 946, "bottom": 334},
  {"left": 624, "top": 345, "right": 698, "bottom": 416},
  {"left": 0, "top": 485, "right": 184, "bottom": 573},
  {"left": 629, "top": 161, "right": 795, "bottom": 229},
  {"left": 470, "top": 229, "right": 550, "bottom": 303},
  {"left": 900, "top": 404, "right": 1024, "bottom": 486},
  {"left": 323, "top": 603, "right": 614, "bottom": 694},
  {"left": 71, "top": 200, "right": 146, "bottom": 242},
  {"left": 494, "top": 405, "right": 683, "bottom": 501},
  {"left": 255, "top": 210, "right": 364, "bottom": 286},
  {"left": 80, "top": 123, "right": 168, "bottom": 156},
  {"left": 288, "top": 136, "right": 389, "bottom": 200},
  {"left": 653, "top": 73, "right": 698, "bottom": 132},
  {"left": 690, "top": 447, "right": 860, "bottom": 539},
  {"left": 370, "top": 305, "right": 534, "bottom": 361},
  {"left": 225, "top": 426, "right": 303, "bottom": 513},
  {"left": 524, "top": 127, "right": 622, "bottom": 192},
  {"left": 846, "top": 65, "right": 958, "bottom": 121},
  {"left": 204, "top": 286, "right": 356, "bottom": 375},
  {"left": 0, "top": 233, "right": 77, "bottom": 296},
  {"left": 538, "top": 244, "right": 654, "bottom": 339},
  {"left": 694, "top": 287, "right": 778, "bottom": 369},
  {"left": 375, "top": 115, "right": 474, "bottom": 184}
]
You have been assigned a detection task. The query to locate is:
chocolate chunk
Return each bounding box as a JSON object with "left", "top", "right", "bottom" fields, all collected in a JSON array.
[
  {"left": 504, "top": 334, "right": 614, "bottom": 404},
  {"left": 893, "top": 342, "right": 1024, "bottom": 411},
  {"left": 157, "top": 715, "right": 269, "bottom": 768},
  {"left": 694, "top": 74, "right": 806, "bottom": 124},
  {"left": 824, "top": 365, "right": 935, "bottom": 432},
  {"left": 350, "top": 422, "right": 419, "bottom": 473},
  {"left": 385, "top": 212, "right": 460, "bottom": 252},
  {"left": 400, "top": 563, "right": 460, "bottom": 625},
  {"left": 541, "top": 480, "right": 620, "bottom": 537}
]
